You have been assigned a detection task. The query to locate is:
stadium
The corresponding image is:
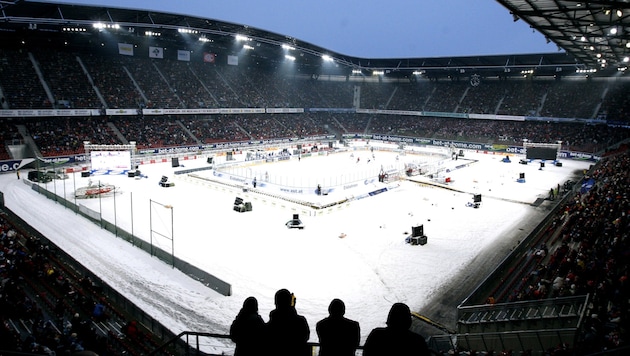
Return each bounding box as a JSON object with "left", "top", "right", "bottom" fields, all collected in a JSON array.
[{"left": 0, "top": 1, "right": 629, "bottom": 355}]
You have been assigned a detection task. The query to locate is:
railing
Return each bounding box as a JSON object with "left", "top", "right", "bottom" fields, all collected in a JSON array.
[{"left": 148, "top": 331, "right": 367, "bottom": 356}]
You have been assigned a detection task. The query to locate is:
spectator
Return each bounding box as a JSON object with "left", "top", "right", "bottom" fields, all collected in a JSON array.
[
  {"left": 267, "top": 288, "right": 310, "bottom": 356},
  {"left": 123, "top": 320, "right": 140, "bottom": 340},
  {"left": 316, "top": 298, "right": 360, "bottom": 356},
  {"left": 363, "top": 302, "right": 430, "bottom": 356},
  {"left": 229, "top": 296, "right": 267, "bottom": 356},
  {"left": 92, "top": 300, "right": 106, "bottom": 322}
]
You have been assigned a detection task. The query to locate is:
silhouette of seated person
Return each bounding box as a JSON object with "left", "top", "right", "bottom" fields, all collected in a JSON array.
[
  {"left": 229, "top": 296, "right": 266, "bottom": 356},
  {"left": 316, "top": 298, "right": 360, "bottom": 356},
  {"left": 363, "top": 302, "right": 430, "bottom": 356},
  {"left": 266, "top": 288, "right": 310, "bottom": 356}
]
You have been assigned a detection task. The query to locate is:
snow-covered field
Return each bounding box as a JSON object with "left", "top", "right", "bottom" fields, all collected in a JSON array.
[{"left": 0, "top": 146, "right": 591, "bottom": 352}]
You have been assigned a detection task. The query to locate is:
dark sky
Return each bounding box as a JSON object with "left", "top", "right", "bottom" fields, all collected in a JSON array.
[{"left": 45, "top": 0, "right": 559, "bottom": 58}]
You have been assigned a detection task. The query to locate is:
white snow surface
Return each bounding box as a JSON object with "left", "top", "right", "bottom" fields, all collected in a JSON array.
[{"left": 0, "top": 148, "right": 591, "bottom": 350}]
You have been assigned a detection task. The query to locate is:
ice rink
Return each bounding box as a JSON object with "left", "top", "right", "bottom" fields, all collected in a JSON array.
[{"left": 0, "top": 145, "right": 593, "bottom": 351}]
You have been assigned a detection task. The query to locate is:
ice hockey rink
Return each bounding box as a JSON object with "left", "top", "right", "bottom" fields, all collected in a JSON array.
[{"left": 0, "top": 143, "right": 593, "bottom": 352}]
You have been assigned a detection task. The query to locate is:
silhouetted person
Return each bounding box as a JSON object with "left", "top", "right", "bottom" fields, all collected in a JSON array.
[
  {"left": 316, "top": 298, "right": 360, "bottom": 356},
  {"left": 230, "top": 296, "right": 266, "bottom": 356},
  {"left": 267, "top": 288, "right": 310, "bottom": 356},
  {"left": 363, "top": 302, "right": 430, "bottom": 356}
]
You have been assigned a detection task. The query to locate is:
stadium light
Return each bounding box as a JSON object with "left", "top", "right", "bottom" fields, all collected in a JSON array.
[
  {"left": 243, "top": 44, "right": 254, "bottom": 50},
  {"left": 93, "top": 22, "right": 119, "bottom": 30},
  {"left": 322, "top": 54, "right": 333, "bottom": 62},
  {"left": 285, "top": 54, "right": 296, "bottom": 61},
  {"left": 282, "top": 44, "right": 295, "bottom": 51},
  {"left": 235, "top": 34, "right": 251, "bottom": 42},
  {"left": 178, "top": 28, "right": 198, "bottom": 34},
  {"left": 63, "top": 27, "right": 87, "bottom": 32}
]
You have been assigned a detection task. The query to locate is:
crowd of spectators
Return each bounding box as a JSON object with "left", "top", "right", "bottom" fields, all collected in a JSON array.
[
  {"left": 0, "top": 211, "right": 153, "bottom": 355},
  {"left": 0, "top": 110, "right": 627, "bottom": 158},
  {"left": 31, "top": 49, "right": 102, "bottom": 109},
  {"left": 2, "top": 47, "right": 629, "bottom": 119},
  {"left": 24, "top": 117, "right": 119, "bottom": 157},
  {"left": 483, "top": 146, "right": 629, "bottom": 354},
  {"left": 1, "top": 47, "right": 630, "bottom": 159}
]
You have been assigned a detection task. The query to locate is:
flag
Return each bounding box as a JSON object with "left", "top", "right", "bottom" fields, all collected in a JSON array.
[
  {"left": 203, "top": 52, "right": 215, "bottom": 63},
  {"left": 227, "top": 55, "right": 238, "bottom": 66},
  {"left": 149, "top": 46, "right": 164, "bottom": 59},
  {"left": 118, "top": 43, "right": 134, "bottom": 56},
  {"left": 177, "top": 50, "right": 190, "bottom": 62}
]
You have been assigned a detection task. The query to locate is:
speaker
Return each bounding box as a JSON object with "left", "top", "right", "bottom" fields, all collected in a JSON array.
[
  {"left": 328, "top": 142, "right": 333, "bottom": 148},
  {"left": 411, "top": 235, "right": 428, "bottom": 246},
  {"left": 207, "top": 157, "right": 213, "bottom": 164},
  {"left": 81, "top": 171, "right": 90, "bottom": 177},
  {"left": 412, "top": 225, "right": 424, "bottom": 237},
  {"left": 519, "top": 173, "right": 525, "bottom": 179},
  {"left": 234, "top": 197, "right": 243, "bottom": 205},
  {"left": 540, "top": 162, "right": 545, "bottom": 168},
  {"left": 293, "top": 214, "right": 299, "bottom": 220},
  {"left": 161, "top": 176, "right": 168, "bottom": 183},
  {"left": 473, "top": 194, "right": 482, "bottom": 203},
  {"left": 172, "top": 157, "right": 179, "bottom": 167},
  {"left": 555, "top": 162, "right": 563, "bottom": 167},
  {"left": 244, "top": 202, "right": 252, "bottom": 211},
  {"left": 127, "top": 171, "right": 135, "bottom": 178}
]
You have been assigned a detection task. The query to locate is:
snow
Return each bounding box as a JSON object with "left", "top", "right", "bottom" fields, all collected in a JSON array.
[{"left": 0, "top": 145, "right": 592, "bottom": 353}]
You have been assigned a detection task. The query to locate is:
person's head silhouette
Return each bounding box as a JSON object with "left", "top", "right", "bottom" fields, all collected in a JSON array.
[
  {"left": 275, "top": 288, "right": 293, "bottom": 309},
  {"left": 328, "top": 298, "right": 345, "bottom": 317},
  {"left": 386, "top": 302, "right": 412, "bottom": 330},
  {"left": 241, "top": 296, "right": 258, "bottom": 314}
]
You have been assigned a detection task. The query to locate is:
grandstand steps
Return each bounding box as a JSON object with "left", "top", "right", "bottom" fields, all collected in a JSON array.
[{"left": 458, "top": 295, "right": 588, "bottom": 334}]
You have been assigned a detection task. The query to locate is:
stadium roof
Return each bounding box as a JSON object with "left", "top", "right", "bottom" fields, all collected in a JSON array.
[
  {"left": 497, "top": 0, "right": 630, "bottom": 73},
  {"left": 0, "top": 0, "right": 628, "bottom": 79}
]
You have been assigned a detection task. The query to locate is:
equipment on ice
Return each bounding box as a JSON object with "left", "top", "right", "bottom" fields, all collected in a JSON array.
[{"left": 75, "top": 180, "right": 118, "bottom": 199}]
